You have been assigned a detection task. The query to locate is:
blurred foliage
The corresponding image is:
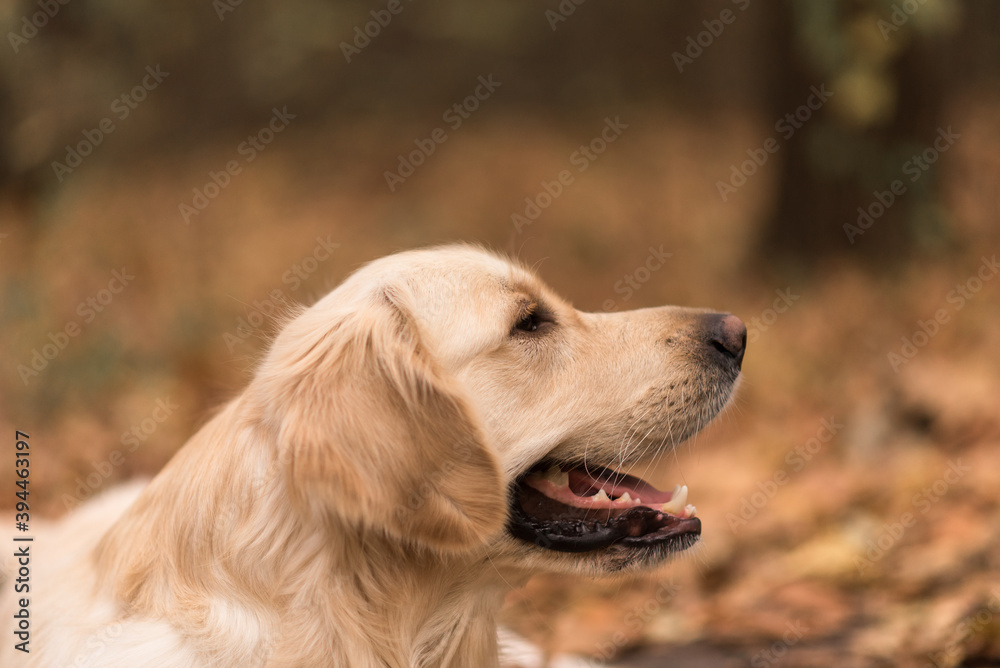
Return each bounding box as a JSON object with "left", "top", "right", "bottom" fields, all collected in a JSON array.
[{"left": 2, "top": 1, "right": 997, "bottom": 259}]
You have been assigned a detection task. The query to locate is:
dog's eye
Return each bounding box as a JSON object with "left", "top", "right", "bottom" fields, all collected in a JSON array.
[
  {"left": 513, "top": 305, "right": 553, "bottom": 335},
  {"left": 512, "top": 298, "right": 555, "bottom": 336},
  {"left": 515, "top": 312, "right": 541, "bottom": 333}
]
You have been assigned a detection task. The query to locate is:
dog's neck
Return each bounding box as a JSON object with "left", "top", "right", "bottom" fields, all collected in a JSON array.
[
  {"left": 276, "top": 537, "right": 515, "bottom": 667},
  {"left": 96, "top": 401, "right": 518, "bottom": 667}
]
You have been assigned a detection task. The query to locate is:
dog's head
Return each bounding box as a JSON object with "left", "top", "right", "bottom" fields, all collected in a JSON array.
[{"left": 248, "top": 245, "right": 744, "bottom": 575}]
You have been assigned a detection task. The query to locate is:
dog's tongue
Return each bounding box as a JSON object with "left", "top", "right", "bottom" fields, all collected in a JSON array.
[{"left": 566, "top": 466, "right": 673, "bottom": 504}]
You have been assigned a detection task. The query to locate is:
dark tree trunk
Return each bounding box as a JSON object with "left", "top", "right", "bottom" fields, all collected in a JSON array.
[{"left": 755, "top": 2, "right": 957, "bottom": 270}]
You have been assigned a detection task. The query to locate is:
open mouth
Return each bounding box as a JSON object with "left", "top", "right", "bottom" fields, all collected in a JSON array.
[{"left": 507, "top": 463, "right": 701, "bottom": 553}]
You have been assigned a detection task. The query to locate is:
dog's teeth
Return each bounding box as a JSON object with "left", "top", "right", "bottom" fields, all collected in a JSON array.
[
  {"left": 684, "top": 504, "right": 697, "bottom": 518},
  {"left": 542, "top": 467, "right": 569, "bottom": 487},
  {"left": 673, "top": 485, "right": 688, "bottom": 509},
  {"left": 618, "top": 491, "right": 633, "bottom": 504},
  {"left": 593, "top": 489, "right": 611, "bottom": 502},
  {"left": 659, "top": 485, "right": 689, "bottom": 515}
]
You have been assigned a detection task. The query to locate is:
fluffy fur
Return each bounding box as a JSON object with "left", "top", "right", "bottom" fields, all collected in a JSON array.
[{"left": 1, "top": 245, "right": 741, "bottom": 667}]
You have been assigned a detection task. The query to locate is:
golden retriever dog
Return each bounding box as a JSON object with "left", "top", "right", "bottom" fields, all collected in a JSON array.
[{"left": 1, "top": 245, "right": 745, "bottom": 667}]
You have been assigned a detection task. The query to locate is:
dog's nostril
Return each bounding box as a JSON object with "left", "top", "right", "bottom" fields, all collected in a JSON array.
[
  {"left": 711, "top": 339, "right": 731, "bottom": 356},
  {"left": 705, "top": 313, "right": 747, "bottom": 366}
]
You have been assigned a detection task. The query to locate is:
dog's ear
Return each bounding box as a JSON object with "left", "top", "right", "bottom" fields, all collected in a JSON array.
[{"left": 264, "top": 290, "right": 506, "bottom": 552}]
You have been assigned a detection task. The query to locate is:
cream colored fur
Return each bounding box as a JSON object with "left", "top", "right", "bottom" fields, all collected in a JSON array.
[{"left": 1, "top": 245, "right": 739, "bottom": 667}]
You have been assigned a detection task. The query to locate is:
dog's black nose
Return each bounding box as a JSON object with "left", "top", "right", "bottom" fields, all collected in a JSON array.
[{"left": 704, "top": 313, "right": 746, "bottom": 368}]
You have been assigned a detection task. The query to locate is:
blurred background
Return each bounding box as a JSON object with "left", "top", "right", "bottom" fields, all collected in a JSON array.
[{"left": 2, "top": 0, "right": 999, "bottom": 665}]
